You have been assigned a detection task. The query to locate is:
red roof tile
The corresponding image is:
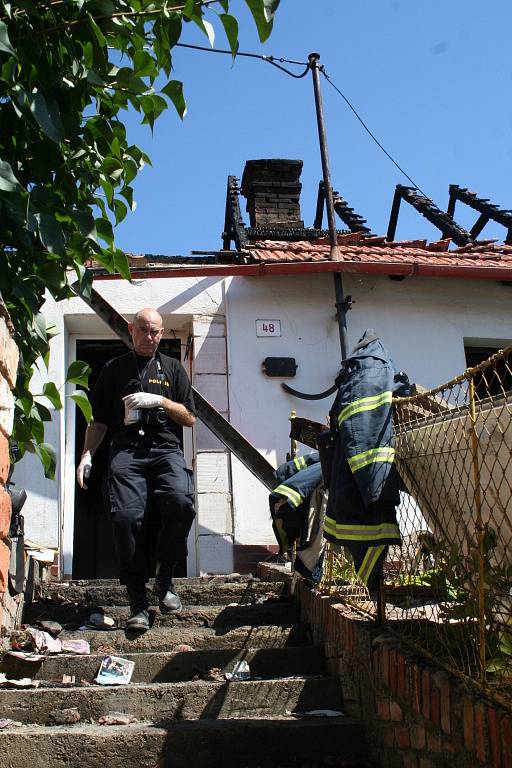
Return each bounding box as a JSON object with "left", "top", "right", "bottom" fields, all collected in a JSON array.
[{"left": 246, "top": 233, "right": 512, "bottom": 272}]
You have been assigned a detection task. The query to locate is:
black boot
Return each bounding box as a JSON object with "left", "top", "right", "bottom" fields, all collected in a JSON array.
[
  {"left": 156, "top": 564, "right": 182, "bottom": 614},
  {"left": 159, "top": 580, "right": 182, "bottom": 614},
  {"left": 126, "top": 582, "right": 149, "bottom": 631}
]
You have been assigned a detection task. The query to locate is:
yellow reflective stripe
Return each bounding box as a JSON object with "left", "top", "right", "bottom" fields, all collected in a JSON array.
[
  {"left": 273, "top": 484, "right": 302, "bottom": 508},
  {"left": 323, "top": 516, "right": 400, "bottom": 542},
  {"left": 293, "top": 456, "right": 306, "bottom": 471},
  {"left": 357, "top": 545, "right": 386, "bottom": 586},
  {"left": 347, "top": 447, "right": 395, "bottom": 473},
  {"left": 338, "top": 391, "right": 392, "bottom": 426}
]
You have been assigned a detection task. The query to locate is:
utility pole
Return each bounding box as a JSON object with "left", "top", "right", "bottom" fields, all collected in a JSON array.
[{"left": 308, "top": 52, "right": 350, "bottom": 361}]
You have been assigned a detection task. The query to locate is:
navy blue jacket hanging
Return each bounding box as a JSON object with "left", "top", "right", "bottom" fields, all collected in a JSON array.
[
  {"left": 269, "top": 453, "right": 322, "bottom": 554},
  {"left": 323, "top": 330, "right": 406, "bottom": 591}
]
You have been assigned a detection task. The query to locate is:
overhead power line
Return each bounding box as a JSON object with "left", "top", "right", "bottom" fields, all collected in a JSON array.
[
  {"left": 319, "top": 67, "right": 428, "bottom": 197},
  {"left": 174, "top": 42, "right": 427, "bottom": 195},
  {"left": 175, "top": 42, "right": 310, "bottom": 77}
]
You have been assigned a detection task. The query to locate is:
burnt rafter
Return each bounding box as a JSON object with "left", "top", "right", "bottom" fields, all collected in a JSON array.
[
  {"left": 387, "top": 185, "right": 473, "bottom": 247},
  {"left": 448, "top": 185, "right": 512, "bottom": 244},
  {"left": 314, "top": 181, "right": 372, "bottom": 234},
  {"left": 222, "top": 175, "right": 248, "bottom": 253},
  {"left": 246, "top": 226, "right": 348, "bottom": 242}
]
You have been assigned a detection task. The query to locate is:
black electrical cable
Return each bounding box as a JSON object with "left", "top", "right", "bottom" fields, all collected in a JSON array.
[
  {"left": 174, "top": 42, "right": 310, "bottom": 78},
  {"left": 320, "top": 67, "right": 428, "bottom": 198},
  {"left": 169, "top": 39, "right": 429, "bottom": 197}
]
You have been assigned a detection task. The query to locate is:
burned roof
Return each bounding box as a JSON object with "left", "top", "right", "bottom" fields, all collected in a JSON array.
[{"left": 245, "top": 232, "right": 512, "bottom": 273}]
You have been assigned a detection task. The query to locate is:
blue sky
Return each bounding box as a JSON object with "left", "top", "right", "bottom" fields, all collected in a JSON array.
[{"left": 116, "top": 1, "right": 512, "bottom": 255}]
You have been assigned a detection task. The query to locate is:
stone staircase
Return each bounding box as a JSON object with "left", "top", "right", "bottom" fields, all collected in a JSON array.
[{"left": 0, "top": 574, "right": 371, "bottom": 767}]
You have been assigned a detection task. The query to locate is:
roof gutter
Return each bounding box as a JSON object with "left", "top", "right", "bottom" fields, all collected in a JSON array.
[{"left": 93, "top": 259, "right": 512, "bottom": 282}]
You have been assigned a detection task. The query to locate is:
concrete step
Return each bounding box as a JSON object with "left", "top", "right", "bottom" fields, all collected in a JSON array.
[
  {"left": 1, "top": 645, "right": 326, "bottom": 684},
  {"left": 0, "top": 717, "right": 367, "bottom": 768},
  {"left": 52, "top": 575, "right": 258, "bottom": 587},
  {"left": 55, "top": 622, "right": 311, "bottom": 653},
  {"left": 24, "top": 598, "right": 300, "bottom": 630},
  {"left": 0, "top": 675, "right": 342, "bottom": 724},
  {"left": 39, "top": 580, "right": 284, "bottom": 607}
]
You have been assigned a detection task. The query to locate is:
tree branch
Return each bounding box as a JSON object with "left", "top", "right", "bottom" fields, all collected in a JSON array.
[{"left": 7, "top": 0, "right": 223, "bottom": 30}]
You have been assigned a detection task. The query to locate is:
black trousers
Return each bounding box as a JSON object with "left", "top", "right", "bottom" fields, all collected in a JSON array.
[{"left": 107, "top": 439, "right": 195, "bottom": 587}]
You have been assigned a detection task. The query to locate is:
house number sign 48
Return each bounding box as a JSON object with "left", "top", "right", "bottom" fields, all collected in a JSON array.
[{"left": 256, "top": 319, "right": 281, "bottom": 337}]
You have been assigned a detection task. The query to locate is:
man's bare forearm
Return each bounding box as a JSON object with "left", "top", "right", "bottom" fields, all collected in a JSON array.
[
  {"left": 161, "top": 398, "right": 196, "bottom": 428},
  {"left": 82, "top": 422, "right": 108, "bottom": 457}
]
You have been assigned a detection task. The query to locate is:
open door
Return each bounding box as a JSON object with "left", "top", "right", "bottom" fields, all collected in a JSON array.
[{"left": 73, "top": 338, "right": 185, "bottom": 579}]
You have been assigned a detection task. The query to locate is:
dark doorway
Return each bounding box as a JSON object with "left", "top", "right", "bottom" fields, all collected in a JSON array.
[
  {"left": 73, "top": 338, "right": 184, "bottom": 579},
  {"left": 465, "top": 345, "right": 512, "bottom": 401}
]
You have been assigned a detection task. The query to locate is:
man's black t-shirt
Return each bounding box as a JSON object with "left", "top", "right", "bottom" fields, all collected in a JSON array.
[{"left": 90, "top": 351, "right": 196, "bottom": 448}]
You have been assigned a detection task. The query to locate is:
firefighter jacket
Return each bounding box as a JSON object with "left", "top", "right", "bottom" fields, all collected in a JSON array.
[
  {"left": 274, "top": 451, "right": 321, "bottom": 484},
  {"left": 323, "top": 330, "right": 405, "bottom": 591},
  {"left": 269, "top": 454, "right": 322, "bottom": 554}
]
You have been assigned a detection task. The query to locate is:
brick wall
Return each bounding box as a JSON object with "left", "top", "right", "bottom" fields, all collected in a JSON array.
[
  {"left": 258, "top": 563, "right": 511, "bottom": 768},
  {"left": 0, "top": 302, "right": 19, "bottom": 630},
  {"left": 240, "top": 159, "right": 304, "bottom": 229}
]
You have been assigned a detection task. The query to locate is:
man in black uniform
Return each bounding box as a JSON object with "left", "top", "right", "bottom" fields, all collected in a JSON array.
[{"left": 76, "top": 308, "right": 196, "bottom": 631}]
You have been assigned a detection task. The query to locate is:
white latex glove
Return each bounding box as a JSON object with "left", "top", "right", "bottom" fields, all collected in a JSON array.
[
  {"left": 123, "top": 392, "right": 163, "bottom": 410},
  {"left": 77, "top": 451, "right": 92, "bottom": 489}
]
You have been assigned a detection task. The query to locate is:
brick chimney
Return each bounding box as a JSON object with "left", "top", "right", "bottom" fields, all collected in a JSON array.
[{"left": 240, "top": 159, "right": 304, "bottom": 229}]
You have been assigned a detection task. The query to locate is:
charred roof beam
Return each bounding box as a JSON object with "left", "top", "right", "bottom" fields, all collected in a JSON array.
[
  {"left": 222, "top": 175, "right": 248, "bottom": 254},
  {"left": 387, "top": 185, "right": 472, "bottom": 247},
  {"left": 314, "top": 181, "right": 372, "bottom": 234},
  {"left": 448, "top": 185, "right": 512, "bottom": 245}
]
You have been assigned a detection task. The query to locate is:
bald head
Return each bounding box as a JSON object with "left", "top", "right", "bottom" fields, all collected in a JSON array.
[
  {"left": 134, "top": 308, "right": 163, "bottom": 326},
  {"left": 129, "top": 308, "right": 164, "bottom": 357}
]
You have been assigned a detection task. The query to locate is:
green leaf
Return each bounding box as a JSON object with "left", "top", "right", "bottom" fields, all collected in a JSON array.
[
  {"left": 0, "top": 159, "right": 20, "bottom": 192},
  {"left": 182, "top": 0, "right": 196, "bottom": 20},
  {"left": 96, "top": 217, "right": 114, "bottom": 246},
  {"left": 244, "top": 0, "right": 280, "bottom": 42},
  {"left": 133, "top": 50, "right": 155, "bottom": 78},
  {"left": 0, "top": 20, "right": 15, "bottom": 56},
  {"left": 17, "top": 394, "right": 33, "bottom": 417},
  {"left": 120, "top": 186, "right": 136, "bottom": 211},
  {"left": 113, "top": 250, "right": 131, "bottom": 280},
  {"left": 161, "top": 80, "right": 186, "bottom": 119},
  {"left": 73, "top": 263, "right": 93, "bottom": 300},
  {"left": 140, "top": 93, "right": 168, "bottom": 130},
  {"left": 192, "top": 16, "right": 215, "bottom": 47},
  {"left": 34, "top": 442, "right": 57, "bottom": 479},
  {"left": 66, "top": 360, "right": 91, "bottom": 388},
  {"left": 219, "top": 13, "right": 239, "bottom": 58},
  {"left": 29, "top": 411, "right": 45, "bottom": 443},
  {"left": 114, "top": 198, "right": 128, "bottom": 224},
  {"left": 34, "top": 401, "right": 52, "bottom": 422},
  {"left": 70, "top": 390, "right": 93, "bottom": 424},
  {"left": 165, "top": 14, "right": 182, "bottom": 47},
  {"left": 15, "top": 90, "right": 65, "bottom": 145},
  {"left": 74, "top": 210, "right": 98, "bottom": 243},
  {"left": 32, "top": 313, "right": 48, "bottom": 342},
  {"left": 87, "top": 11, "right": 107, "bottom": 48},
  {"left": 36, "top": 213, "right": 65, "bottom": 254},
  {"left": 42, "top": 382, "right": 62, "bottom": 410}
]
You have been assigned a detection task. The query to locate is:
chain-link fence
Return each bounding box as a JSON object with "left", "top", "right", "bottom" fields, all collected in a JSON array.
[{"left": 321, "top": 347, "right": 512, "bottom": 710}]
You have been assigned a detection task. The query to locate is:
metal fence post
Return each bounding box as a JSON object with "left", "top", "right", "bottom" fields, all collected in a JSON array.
[{"left": 468, "top": 374, "right": 487, "bottom": 687}]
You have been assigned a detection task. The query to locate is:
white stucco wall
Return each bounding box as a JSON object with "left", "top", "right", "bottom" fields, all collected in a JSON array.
[
  {"left": 14, "top": 275, "right": 227, "bottom": 566},
  {"left": 225, "top": 272, "right": 512, "bottom": 546},
  {"left": 14, "top": 268, "right": 512, "bottom": 573}
]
